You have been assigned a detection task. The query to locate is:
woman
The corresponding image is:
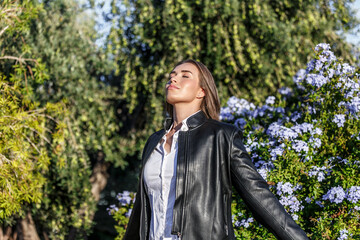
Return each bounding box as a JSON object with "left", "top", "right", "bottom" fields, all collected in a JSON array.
[{"left": 123, "top": 60, "right": 309, "bottom": 240}]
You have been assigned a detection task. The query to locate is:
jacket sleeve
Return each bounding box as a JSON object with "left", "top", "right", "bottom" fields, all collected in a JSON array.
[{"left": 230, "top": 129, "right": 309, "bottom": 240}]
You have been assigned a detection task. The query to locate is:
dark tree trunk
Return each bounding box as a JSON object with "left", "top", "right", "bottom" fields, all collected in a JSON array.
[{"left": 0, "top": 212, "right": 40, "bottom": 240}]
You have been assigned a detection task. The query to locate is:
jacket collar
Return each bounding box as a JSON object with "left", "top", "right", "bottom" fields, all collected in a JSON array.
[{"left": 163, "top": 110, "right": 207, "bottom": 130}]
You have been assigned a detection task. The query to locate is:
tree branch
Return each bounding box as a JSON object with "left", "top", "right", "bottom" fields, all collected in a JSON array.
[
  {"left": 0, "top": 56, "right": 39, "bottom": 65},
  {"left": 0, "top": 25, "right": 9, "bottom": 37}
]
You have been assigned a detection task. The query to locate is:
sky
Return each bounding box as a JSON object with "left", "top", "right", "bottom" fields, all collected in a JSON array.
[{"left": 346, "top": 0, "right": 360, "bottom": 45}]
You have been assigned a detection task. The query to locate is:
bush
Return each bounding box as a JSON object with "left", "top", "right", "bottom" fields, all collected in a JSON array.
[
  {"left": 107, "top": 191, "right": 135, "bottom": 240},
  {"left": 110, "top": 43, "right": 360, "bottom": 239}
]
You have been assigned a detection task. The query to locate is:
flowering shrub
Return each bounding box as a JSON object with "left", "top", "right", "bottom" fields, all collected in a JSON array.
[
  {"left": 107, "top": 191, "right": 135, "bottom": 240},
  {"left": 222, "top": 43, "right": 360, "bottom": 239},
  {"left": 110, "top": 44, "right": 360, "bottom": 239}
]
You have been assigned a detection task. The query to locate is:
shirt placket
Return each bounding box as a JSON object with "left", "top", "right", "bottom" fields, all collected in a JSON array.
[
  {"left": 161, "top": 132, "right": 173, "bottom": 239},
  {"left": 163, "top": 130, "right": 180, "bottom": 240},
  {"left": 159, "top": 123, "right": 187, "bottom": 240}
]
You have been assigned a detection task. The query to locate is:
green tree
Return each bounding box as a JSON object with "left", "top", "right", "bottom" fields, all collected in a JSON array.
[
  {"left": 104, "top": 0, "right": 359, "bottom": 181},
  {"left": 1, "top": 0, "right": 125, "bottom": 239},
  {"left": 0, "top": 1, "right": 66, "bottom": 238},
  {"left": 23, "top": 0, "right": 125, "bottom": 238}
]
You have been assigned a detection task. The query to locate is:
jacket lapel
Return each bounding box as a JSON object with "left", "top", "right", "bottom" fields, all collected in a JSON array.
[{"left": 142, "top": 130, "right": 166, "bottom": 166}]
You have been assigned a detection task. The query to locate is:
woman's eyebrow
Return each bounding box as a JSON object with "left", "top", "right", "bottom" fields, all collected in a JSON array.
[{"left": 170, "top": 70, "right": 193, "bottom": 75}]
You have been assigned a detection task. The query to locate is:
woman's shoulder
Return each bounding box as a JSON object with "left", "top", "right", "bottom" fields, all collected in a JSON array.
[{"left": 204, "top": 118, "right": 240, "bottom": 135}]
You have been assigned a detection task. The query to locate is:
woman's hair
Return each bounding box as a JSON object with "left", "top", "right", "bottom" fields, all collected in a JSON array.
[{"left": 166, "top": 59, "right": 220, "bottom": 121}]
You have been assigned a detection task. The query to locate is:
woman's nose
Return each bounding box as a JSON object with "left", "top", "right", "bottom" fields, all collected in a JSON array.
[
  {"left": 168, "top": 77, "right": 177, "bottom": 85},
  {"left": 170, "top": 76, "right": 177, "bottom": 82}
]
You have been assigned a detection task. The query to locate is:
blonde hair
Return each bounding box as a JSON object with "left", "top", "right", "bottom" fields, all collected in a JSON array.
[{"left": 166, "top": 59, "right": 220, "bottom": 120}]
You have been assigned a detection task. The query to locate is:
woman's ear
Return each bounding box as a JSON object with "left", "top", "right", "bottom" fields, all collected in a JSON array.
[{"left": 197, "top": 88, "right": 205, "bottom": 98}]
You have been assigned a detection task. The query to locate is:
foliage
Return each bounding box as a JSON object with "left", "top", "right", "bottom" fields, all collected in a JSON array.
[
  {"left": 108, "top": 0, "right": 358, "bottom": 106},
  {"left": 109, "top": 44, "right": 360, "bottom": 239},
  {"left": 104, "top": 0, "right": 359, "bottom": 189},
  {"left": 0, "top": 77, "right": 66, "bottom": 220},
  {"left": 221, "top": 43, "right": 360, "bottom": 239},
  {"left": 107, "top": 191, "right": 135, "bottom": 240},
  {"left": 20, "top": 0, "right": 124, "bottom": 238},
  {"left": 0, "top": 0, "right": 66, "bottom": 221},
  {"left": 1, "top": 0, "right": 124, "bottom": 238}
]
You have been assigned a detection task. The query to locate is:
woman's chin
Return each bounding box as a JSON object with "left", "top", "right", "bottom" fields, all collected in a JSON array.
[{"left": 166, "top": 96, "right": 178, "bottom": 105}]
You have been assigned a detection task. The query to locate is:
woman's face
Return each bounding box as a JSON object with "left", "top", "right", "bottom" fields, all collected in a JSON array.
[{"left": 166, "top": 63, "right": 205, "bottom": 105}]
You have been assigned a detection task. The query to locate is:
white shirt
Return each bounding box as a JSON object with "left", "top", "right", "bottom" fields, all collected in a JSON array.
[{"left": 143, "top": 110, "right": 200, "bottom": 240}]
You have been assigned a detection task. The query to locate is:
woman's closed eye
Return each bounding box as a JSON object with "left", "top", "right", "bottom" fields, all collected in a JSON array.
[{"left": 168, "top": 75, "right": 189, "bottom": 80}]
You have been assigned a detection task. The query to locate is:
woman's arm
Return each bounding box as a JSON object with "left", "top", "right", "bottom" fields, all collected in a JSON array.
[{"left": 230, "top": 129, "right": 309, "bottom": 240}]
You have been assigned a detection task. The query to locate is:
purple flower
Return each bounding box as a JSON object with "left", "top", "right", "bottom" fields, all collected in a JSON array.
[
  {"left": 315, "top": 200, "right": 324, "bottom": 207},
  {"left": 106, "top": 204, "right": 119, "bottom": 215},
  {"left": 327, "top": 68, "right": 335, "bottom": 78},
  {"left": 257, "top": 168, "right": 268, "bottom": 181},
  {"left": 292, "top": 214, "right": 299, "bottom": 221},
  {"left": 275, "top": 107, "right": 285, "bottom": 114},
  {"left": 117, "top": 191, "right": 132, "bottom": 206},
  {"left": 237, "top": 217, "right": 254, "bottom": 228},
  {"left": 291, "top": 123, "right": 314, "bottom": 134},
  {"left": 277, "top": 182, "right": 295, "bottom": 195},
  {"left": 232, "top": 214, "right": 236, "bottom": 223},
  {"left": 224, "top": 96, "right": 256, "bottom": 117},
  {"left": 347, "top": 96, "right": 360, "bottom": 115},
  {"left": 332, "top": 114, "right": 346, "bottom": 127},
  {"left": 293, "top": 69, "right": 307, "bottom": 87},
  {"left": 323, "top": 186, "right": 346, "bottom": 204},
  {"left": 269, "top": 146, "right": 284, "bottom": 160},
  {"left": 246, "top": 138, "right": 260, "bottom": 151},
  {"left": 290, "top": 111, "right": 302, "bottom": 122},
  {"left": 292, "top": 140, "right": 309, "bottom": 153},
  {"left": 278, "top": 87, "right": 292, "bottom": 96},
  {"left": 266, "top": 96, "right": 276, "bottom": 105},
  {"left": 309, "top": 137, "right": 321, "bottom": 149},
  {"left": 341, "top": 63, "right": 355, "bottom": 75},
  {"left": 315, "top": 60, "right": 323, "bottom": 71},
  {"left": 220, "top": 107, "right": 235, "bottom": 121},
  {"left": 305, "top": 74, "right": 328, "bottom": 88},
  {"left": 308, "top": 166, "right": 330, "bottom": 182},
  {"left": 279, "top": 195, "right": 303, "bottom": 212},
  {"left": 336, "top": 63, "right": 342, "bottom": 75},
  {"left": 234, "top": 118, "right": 247, "bottom": 129},
  {"left": 306, "top": 60, "right": 316, "bottom": 73},
  {"left": 339, "top": 158, "right": 349, "bottom": 164},
  {"left": 346, "top": 186, "right": 360, "bottom": 204},
  {"left": 315, "top": 43, "right": 331, "bottom": 51},
  {"left": 311, "top": 127, "right": 322, "bottom": 136},
  {"left": 338, "top": 229, "right": 349, "bottom": 240},
  {"left": 267, "top": 122, "right": 298, "bottom": 140},
  {"left": 320, "top": 50, "right": 337, "bottom": 63}
]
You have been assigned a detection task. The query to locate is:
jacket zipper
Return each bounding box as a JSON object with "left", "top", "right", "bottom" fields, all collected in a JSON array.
[{"left": 178, "top": 131, "right": 189, "bottom": 239}]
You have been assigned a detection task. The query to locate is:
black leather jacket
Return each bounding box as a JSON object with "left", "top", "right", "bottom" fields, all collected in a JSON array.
[{"left": 123, "top": 110, "right": 309, "bottom": 240}]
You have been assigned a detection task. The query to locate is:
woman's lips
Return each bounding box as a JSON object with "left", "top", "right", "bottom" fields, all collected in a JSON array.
[{"left": 167, "top": 85, "right": 179, "bottom": 90}]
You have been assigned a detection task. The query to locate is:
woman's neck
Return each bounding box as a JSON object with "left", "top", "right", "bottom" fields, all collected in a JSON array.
[{"left": 172, "top": 105, "right": 201, "bottom": 128}]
